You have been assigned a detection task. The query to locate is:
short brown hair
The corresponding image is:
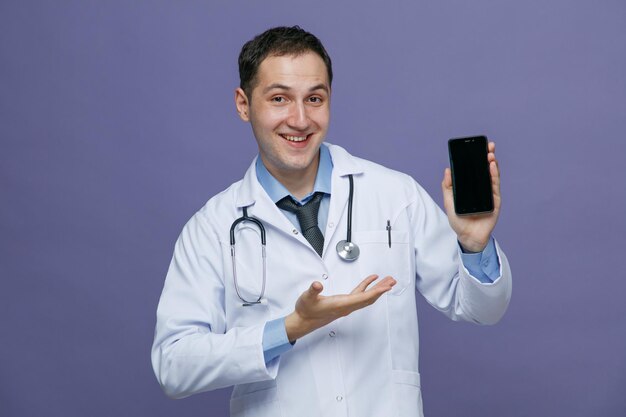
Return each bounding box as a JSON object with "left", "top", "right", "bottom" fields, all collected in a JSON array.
[{"left": 238, "top": 26, "right": 333, "bottom": 97}]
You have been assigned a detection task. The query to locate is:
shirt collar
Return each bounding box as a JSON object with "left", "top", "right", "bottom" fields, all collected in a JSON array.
[{"left": 255, "top": 143, "right": 333, "bottom": 204}]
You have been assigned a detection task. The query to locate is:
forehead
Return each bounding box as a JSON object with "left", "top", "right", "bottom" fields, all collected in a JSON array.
[{"left": 254, "top": 52, "right": 329, "bottom": 91}]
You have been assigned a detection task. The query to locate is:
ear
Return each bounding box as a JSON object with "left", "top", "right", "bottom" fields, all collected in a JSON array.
[{"left": 235, "top": 88, "right": 250, "bottom": 122}]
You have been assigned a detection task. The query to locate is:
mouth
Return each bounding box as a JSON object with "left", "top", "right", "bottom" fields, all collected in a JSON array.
[{"left": 280, "top": 134, "right": 311, "bottom": 143}]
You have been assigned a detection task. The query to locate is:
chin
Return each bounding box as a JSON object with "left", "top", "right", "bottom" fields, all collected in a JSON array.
[{"left": 282, "top": 161, "right": 313, "bottom": 172}]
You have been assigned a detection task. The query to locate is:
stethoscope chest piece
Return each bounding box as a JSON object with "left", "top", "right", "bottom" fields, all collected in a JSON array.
[{"left": 336, "top": 239, "right": 359, "bottom": 262}]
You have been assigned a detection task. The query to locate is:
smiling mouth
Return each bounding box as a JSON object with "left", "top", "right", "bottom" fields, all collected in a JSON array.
[{"left": 281, "top": 134, "right": 310, "bottom": 143}]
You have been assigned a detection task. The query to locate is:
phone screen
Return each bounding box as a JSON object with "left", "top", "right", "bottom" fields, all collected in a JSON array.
[{"left": 448, "top": 136, "right": 494, "bottom": 215}]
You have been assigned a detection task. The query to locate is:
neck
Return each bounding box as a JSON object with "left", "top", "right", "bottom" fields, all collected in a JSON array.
[{"left": 265, "top": 152, "right": 320, "bottom": 201}]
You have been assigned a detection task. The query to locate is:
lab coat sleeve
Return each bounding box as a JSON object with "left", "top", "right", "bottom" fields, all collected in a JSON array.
[
  {"left": 410, "top": 181, "right": 512, "bottom": 325},
  {"left": 151, "top": 212, "right": 277, "bottom": 399}
]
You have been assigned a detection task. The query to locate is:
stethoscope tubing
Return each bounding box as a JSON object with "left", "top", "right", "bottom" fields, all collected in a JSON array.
[
  {"left": 230, "top": 207, "right": 267, "bottom": 306},
  {"left": 346, "top": 174, "right": 354, "bottom": 243}
]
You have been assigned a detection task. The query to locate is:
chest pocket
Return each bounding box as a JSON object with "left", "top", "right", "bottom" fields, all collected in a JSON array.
[{"left": 354, "top": 230, "right": 412, "bottom": 296}]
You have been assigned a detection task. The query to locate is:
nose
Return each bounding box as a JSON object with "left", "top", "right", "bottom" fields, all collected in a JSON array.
[{"left": 287, "top": 102, "right": 310, "bottom": 131}]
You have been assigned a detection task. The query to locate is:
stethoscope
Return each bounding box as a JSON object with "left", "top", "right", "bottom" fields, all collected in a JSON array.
[{"left": 229, "top": 174, "right": 360, "bottom": 306}]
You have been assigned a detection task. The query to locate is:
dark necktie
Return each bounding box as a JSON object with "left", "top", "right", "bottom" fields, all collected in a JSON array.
[{"left": 277, "top": 192, "right": 325, "bottom": 256}]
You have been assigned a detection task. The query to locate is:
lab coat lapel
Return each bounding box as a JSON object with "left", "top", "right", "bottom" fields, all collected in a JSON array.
[{"left": 324, "top": 144, "right": 363, "bottom": 257}]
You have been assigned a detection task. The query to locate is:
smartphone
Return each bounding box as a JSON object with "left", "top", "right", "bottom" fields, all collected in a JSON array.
[{"left": 447, "top": 135, "right": 494, "bottom": 215}]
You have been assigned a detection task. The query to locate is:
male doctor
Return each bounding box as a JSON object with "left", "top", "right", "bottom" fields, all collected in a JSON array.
[{"left": 152, "top": 26, "right": 512, "bottom": 417}]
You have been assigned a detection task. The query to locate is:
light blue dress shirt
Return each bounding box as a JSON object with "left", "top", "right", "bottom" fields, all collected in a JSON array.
[
  {"left": 257, "top": 144, "right": 500, "bottom": 363},
  {"left": 255, "top": 144, "right": 333, "bottom": 232}
]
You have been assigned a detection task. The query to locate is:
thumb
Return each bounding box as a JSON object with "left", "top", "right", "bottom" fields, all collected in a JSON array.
[
  {"left": 441, "top": 168, "right": 454, "bottom": 214},
  {"left": 441, "top": 168, "right": 452, "bottom": 189},
  {"left": 308, "top": 281, "right": 323, "bottom": 297}
]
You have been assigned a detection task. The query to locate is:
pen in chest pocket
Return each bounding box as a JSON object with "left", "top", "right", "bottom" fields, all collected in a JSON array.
[{"left": 386, "top": 220, "right": 392, "bottom": 248}]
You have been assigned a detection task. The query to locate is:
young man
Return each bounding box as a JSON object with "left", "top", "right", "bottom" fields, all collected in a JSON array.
[{"left": 152, "top": 26, "right": 511, "bottom": 417}]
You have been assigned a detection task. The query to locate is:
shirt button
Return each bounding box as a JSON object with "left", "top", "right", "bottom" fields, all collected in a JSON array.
[
  {"left": 329, "top": 330, "right": 336, "bottom": 337},
  {"left": 292, "top": 229, "right": 299, "bottom": 235},
  {"left": 322, "top": 273, "right": 328, "bottom": 280},
  {"left": 328, "top": 222, "right": 334, "bottom": 228},
  {"left": 336, "top": 395, "right": 343, "bottom": 402}
]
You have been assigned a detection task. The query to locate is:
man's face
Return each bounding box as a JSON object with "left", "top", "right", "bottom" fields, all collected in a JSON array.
[{"left": 235, "top": 52, "right": 330, "bottom": 181}]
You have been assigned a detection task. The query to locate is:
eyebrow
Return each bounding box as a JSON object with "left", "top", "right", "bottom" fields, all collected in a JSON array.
[{"left": 262, "top": 83, "right": 329, "bottom": 95}]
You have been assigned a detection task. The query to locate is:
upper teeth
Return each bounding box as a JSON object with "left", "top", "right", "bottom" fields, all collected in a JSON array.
[{"left": 283, "top": 135, "right": 307, "bottom": 142}]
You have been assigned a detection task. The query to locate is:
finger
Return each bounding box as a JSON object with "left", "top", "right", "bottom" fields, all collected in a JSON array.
[
  {"left": 350, "top": 274, "right": 379, "bottom": 294},
  {"left": 490, "top": 159, "right": 500, "bottom": 181},
  {"left": 367, "top": 276, "right": 396, "bottom": 292},
  {"left": 305, "top": 281, "right": 324, "bottom": 299},
  {"left": 491, "top": 160, "right": 500, "bottom": 190},
  {"left": 487, "top": 142, "right": 496, "bottom": 164},
  {"left": 356, "top": 276, "right": 396, "bottom": 302},
  {"left": 328, "top": 277, "right": 397, "bottom": 316},
  {"left": 352, "top": 279, "right": 395, "bottom": 307}
]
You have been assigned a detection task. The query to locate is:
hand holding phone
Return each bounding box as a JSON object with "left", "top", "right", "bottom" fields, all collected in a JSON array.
[{"left": 443, "top": 136, "right": 501, "bottom": 253}]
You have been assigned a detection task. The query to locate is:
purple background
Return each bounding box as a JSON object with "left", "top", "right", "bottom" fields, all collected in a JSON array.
[{"left": 2, "top": 1, "right": 625, "bottom": 416}]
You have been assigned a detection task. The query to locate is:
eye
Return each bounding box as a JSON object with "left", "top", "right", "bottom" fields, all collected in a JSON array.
[
  {"left": 308, "top": 96, "right": 323, "bottom": 104},
  {"left": 271, "top": 96, "right": 286, "bottom": 103}
]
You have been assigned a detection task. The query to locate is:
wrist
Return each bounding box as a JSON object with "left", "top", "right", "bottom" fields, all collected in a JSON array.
[
  {"left": 285, "top": 311, "right": 327, "bottom": 343},
  {"left": 284, "top": 311, "right": 307, "bottom": 343},
  {"left": 458, "top": 237, "right": 488, "bottom": 253}
]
